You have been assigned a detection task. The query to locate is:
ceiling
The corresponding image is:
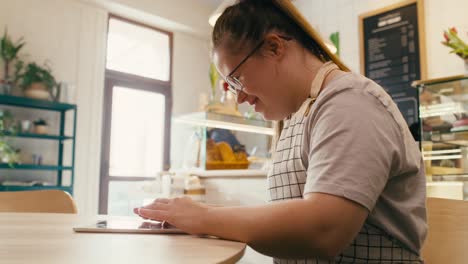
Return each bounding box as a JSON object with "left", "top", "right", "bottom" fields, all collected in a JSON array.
[{"left": 198, "top": 0, "right": 224, "bottom": 9}]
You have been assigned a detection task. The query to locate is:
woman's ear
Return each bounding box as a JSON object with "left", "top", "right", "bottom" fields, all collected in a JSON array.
[{"left": 262, "top": 33, "right": 287, "bottom": 59}]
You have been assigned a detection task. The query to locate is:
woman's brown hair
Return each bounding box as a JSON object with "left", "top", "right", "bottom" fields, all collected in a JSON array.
[{"left": 212, "top": 0, "right": 349, "bottom": 147}]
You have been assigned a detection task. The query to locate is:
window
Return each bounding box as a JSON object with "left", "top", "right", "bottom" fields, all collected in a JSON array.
[
  {"left": 106, "top": 18, "right": 171, "bottom": 81},
  {"left": 109, "top": 86, "right": 166, "bottom": 177},
  {"left": 99, "top": 16, "right": 172, "bottom": 215}
]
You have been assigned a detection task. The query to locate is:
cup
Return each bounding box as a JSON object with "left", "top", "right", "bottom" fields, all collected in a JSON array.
[
  {"left": 31, "top": 154, "right": 43, "bottom": 165},
  {"left": 21, "top": 120, "right": 32, "bottom": 133}
]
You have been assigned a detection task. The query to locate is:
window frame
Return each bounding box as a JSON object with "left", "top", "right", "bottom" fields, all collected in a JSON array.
[{"left": 99, "top": 15, "right": 173, "bottom": 214}]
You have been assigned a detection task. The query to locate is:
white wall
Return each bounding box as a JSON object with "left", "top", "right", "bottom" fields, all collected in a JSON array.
[
  {"left": 0, "top": 0, "right": 107, "bottom": 216},
  {"left": 0, "top": 0, "right": 212, "bottom": 215},
  {"left": 294, "top": 0, "right": 468, "bottom": 78},
  {"left": 172, "top": 33, "right": 211, "bottom": 115},
  {"left": 83, "top": 0, "right": 214, "bottom": 37}
]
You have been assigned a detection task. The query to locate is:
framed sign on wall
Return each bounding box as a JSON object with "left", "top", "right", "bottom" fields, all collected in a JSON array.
[{"left": 359, "top": 0, "right": 427, "bottom": 141}]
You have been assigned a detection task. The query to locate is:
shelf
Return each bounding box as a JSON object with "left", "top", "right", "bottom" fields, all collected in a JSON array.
[
  {"left": 426, "top": 181, "right": 464, "bottom": 187},
  {"left": 0, "top": 185, "right": 72, "bottom": 192},
  {"left": 0, "top": 94, "right": 76, "bottom": 111},
  {"left": 1, "top": 131, "right": 73, "bottom": 140},
  {"left": 419, "top": 102, "right": 465, "bottom": 118},
  {"left": 174, "top": 112, "right": 274, "bottom": 135},
  {"left": 0, "top": 164, "right": 73, "bottom": 170},
  {"left": 422, "top": 139, "right": 468, "bottom": 148},
  {"left": 426, "top": 140, "right": 468, "bottom": 147},
  {"left": 431, "top": 174, "right": 468, "bottom": 182},
  {"left": 0, "top": 94, "right": 77, "bottom": 196},
  {"left": 423, "top": 131, "right": 468, "bottom": 147},
  {"left": 413, "top": 74, "right": 468, "bottom": 87}
]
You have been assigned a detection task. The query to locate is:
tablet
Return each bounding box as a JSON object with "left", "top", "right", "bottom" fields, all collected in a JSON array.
[{"left": 73, "top": 219, "right": 186, "bottom": 234}]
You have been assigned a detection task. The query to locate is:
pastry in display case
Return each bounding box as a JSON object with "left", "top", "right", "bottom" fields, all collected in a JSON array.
[
  {"left": 172, "top": 112, "right": 273, "bottom": 171},
  {"left": 206, "top": 138, "right": 249, "bottom": 170},
  {"left": 414, "top": 75, "right": 468, "bottom": 183}
]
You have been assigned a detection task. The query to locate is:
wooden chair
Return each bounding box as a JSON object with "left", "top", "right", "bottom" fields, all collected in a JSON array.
[
  {"left": 422, "top": 197, "right": 468, "bottom": 263},
  {"left": 0, "top": 190, "right": 77, "bottom": 214}
]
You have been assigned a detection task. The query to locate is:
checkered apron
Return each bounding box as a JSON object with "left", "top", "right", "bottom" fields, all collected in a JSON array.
[{"left": 268, "top": 62, "right": 423, "bottom": 264}]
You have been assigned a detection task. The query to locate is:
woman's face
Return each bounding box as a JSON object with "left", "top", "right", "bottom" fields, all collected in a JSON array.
[{"left": 213, "top": 37, "right": 296, "bottom": 120}]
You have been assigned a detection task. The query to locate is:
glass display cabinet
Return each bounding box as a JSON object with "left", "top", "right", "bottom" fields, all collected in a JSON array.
[
  {"left": 414, "top": 75, "right": 468, "bottom": 200},
  {"left": 172, "top": 112, "right": 273, "bottom": 172}
]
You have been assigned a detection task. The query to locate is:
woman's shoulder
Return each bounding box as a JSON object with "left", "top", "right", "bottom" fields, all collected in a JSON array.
[
  {"left": 306, "top": 71, "right": 410, "bottom": 141},
  {"left": 314, "top": 72, "right": 393, "bottom": 112},
  {"left": 319, "top": 71, "right": 384, "bottom": 99},
  {"left": 304, "top": 72, "right": 407, "bottom": 133}
]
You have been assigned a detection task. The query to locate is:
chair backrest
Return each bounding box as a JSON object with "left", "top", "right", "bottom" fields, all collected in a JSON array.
[
  {"left": 422, "top": 197, "right": 468, "bottom": 264},
  {"left": 0, "top": 190, "right": 77, "bottom": 214}
]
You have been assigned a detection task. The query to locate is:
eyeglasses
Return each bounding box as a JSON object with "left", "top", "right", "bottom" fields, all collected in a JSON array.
[{"left": 225, "top": 35, "right": 292, "bottom": 96}]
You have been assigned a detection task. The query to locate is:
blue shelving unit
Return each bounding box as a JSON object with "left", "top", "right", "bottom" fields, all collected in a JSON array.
[
  {"left": 0, "top": 164, "right": 73, "bottom": 170},
  {"left": 0, "top": 94, "right": 77, "bottom": 195},
  {"left": 1, "top": 131, "right": 74, "bottom": 140},
  {"left": 0, "top": 185, "right": 73, "bottom": 193}
]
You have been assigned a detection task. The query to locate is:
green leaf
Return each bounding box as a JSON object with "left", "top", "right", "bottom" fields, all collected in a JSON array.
[{"left": 442, "top": 28, "right": 468, "bottom": 59}]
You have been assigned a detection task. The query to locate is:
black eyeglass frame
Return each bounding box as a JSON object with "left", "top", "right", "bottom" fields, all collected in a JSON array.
[{"left": 225, "top": 35, "right": 293, "bottom": 96}]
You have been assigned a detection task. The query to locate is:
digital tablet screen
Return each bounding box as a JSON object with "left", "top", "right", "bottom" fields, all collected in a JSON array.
[{"left": 73, "top": 219, "right": 186, "bottom": 234}]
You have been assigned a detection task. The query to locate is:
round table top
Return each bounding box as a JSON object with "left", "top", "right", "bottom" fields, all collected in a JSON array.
[{"left": 0, "top": 213, "right": 246, "bottom": 264}]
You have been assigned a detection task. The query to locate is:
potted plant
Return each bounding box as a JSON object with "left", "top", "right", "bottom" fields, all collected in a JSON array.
[
  {"left": 19, "top": 62, "right": 57, "bottom": 100},
  {"left": 33, "top": 118, "right": 48, "bottom": 134},
  {"left": 0, "top": 139, "right": 20, "bottom": 166},
  {"left": 0, "top": 29, "right": 25, "bottom": 94},
  {"left": 208, "top": 62, "right": 219, "bottom": 102},
  {"left": 0, "top": 109, "right": 16, "bottom": 133},
  {"left": 0, "top": 110, "right": 20, "bottom": 166}
]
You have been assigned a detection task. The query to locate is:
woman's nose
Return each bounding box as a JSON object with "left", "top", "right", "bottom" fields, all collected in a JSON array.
[{"left": 237, "top": 90, "right": 248, "bottom": 104}]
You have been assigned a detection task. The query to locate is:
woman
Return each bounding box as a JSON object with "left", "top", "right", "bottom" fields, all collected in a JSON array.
[{"left": 134, "top": 0, "right": 427, "bottom": 263}]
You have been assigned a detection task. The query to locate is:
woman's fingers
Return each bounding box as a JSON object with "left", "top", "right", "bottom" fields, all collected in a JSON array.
[
  {"left": 133, "top": 207, "right": 151, "bottom": 217},
  {"left": 153, "top": 198, "right": 170, "bottom": 204},
  {"left": 138, "top": 208, "right": 169, "bottom": 222},
  {"left": 133, "top": 198, "right": 172, "bottom": 216},
  {"left": 142, "top": 202, "right": 170, "bottom": 211},
  {"left": 133, "top": 201, "right": 170, "bottom": 220}
]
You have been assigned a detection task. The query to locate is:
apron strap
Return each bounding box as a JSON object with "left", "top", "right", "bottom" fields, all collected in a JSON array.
[{"left": 304, "top": 61, "right": 339, "bottom": 116}]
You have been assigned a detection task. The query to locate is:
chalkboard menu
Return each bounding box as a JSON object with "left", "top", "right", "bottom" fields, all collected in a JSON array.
[{"left": 359, "top": 0, "right": 426, "bottom": 140}]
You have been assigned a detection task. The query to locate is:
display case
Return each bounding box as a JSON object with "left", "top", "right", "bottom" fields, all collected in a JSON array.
[
  {"left": 414, "top": 75, "right": 468, "bottom": 199},
  {"left": 172, "top": 112, "right": 273, "bottom": 173}
]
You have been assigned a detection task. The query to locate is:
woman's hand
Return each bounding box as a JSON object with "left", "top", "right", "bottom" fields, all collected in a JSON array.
[{"left": 133, "top": 197, "right": 211, "bottom": 235}]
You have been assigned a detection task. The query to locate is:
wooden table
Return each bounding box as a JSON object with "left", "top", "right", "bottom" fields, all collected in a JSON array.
[{"left": 0, "top": 213, "right": 246, "bottom": 264}]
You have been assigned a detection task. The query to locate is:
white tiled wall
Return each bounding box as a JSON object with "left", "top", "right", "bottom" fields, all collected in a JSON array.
[
  {"left": 201, "top": 176, "right": 272, "bottom": 263},
  {"left": 295, "top": 0, "right": 468, "bottom": 78},
  {"left": 201, "top": 177, "right": 269, "bottom": 206}
]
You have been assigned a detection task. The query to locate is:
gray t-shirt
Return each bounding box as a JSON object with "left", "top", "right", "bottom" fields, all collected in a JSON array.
[{"left": 269, "top": 72, "right": 427, "bottom": 263}]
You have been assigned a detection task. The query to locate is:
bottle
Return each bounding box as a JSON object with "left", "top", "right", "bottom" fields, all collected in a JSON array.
[
  {"left": 171, "top": 172, "right": 187, "bottom": 198},
  {"left": 184, "top": 175, "right": 206, "bottom": 203}
]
